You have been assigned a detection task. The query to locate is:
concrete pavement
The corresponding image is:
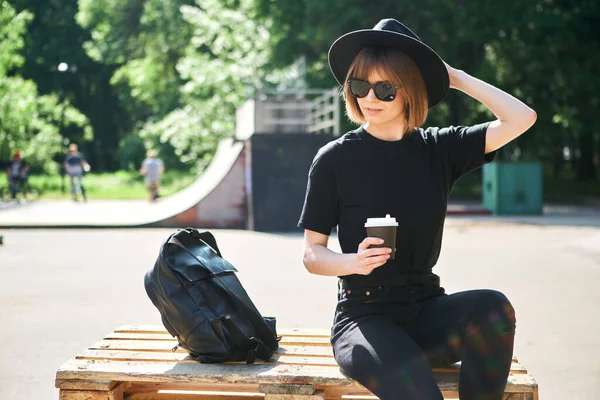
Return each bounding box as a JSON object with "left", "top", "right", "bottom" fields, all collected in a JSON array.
[
  {"left": 2, "top": 198, "right": 600, "bottom": 228},
  {"left": 0, "top": 221, "right": 599, "bottom": 399}
]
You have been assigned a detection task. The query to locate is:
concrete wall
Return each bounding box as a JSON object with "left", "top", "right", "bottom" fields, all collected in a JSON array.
[{"left": 249, "top": 133, "right": 333, "bottom": 232}]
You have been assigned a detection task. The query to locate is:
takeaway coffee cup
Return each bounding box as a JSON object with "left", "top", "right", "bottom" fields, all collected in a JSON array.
[{"left": 364, "top": 214, "right": 398, "bottom": 259}]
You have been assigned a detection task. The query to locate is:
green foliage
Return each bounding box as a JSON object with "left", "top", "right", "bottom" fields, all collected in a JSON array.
[
  {"left": 0, "top": 1, "right": 30, "bottom": 75},
  {"left": 482, "top": 0, "right": 600, "bottom": 179},
  {"left": 77, "top": 0, "right": 194, "bottom": 123},
  {"left": 140, "top": 0, "right": 275, "bottom": 170},
  {"left": 255, "top": 0, "right": 600, "bottom": 180},
  {"left": 0, "top": 2, "right": 91, "bottom": 172},
  {"left": 116, "top": 134, "right": 147, "bottom": 171},
  {"left": 3, "top": 0, "right": 599, "bottom": 189},
  {"left": 77, "top": 0, "right": 199, "bottom": 168}
]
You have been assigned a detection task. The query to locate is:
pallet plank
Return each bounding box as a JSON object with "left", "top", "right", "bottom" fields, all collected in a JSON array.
[
  {"left": 74, "top": 349, "right": 527, "bottom": 374},
  {"left": 59, "top": 382, "right": 130, "bottom": 400},
  {"left": 104, "top": 333, "right": 331, "bottom": 346},
  {"left": 55, "top": 379, "right": 118, "bottom": 391},
  {"left": 56, "top": 359, "right": 355, "bottom": 385},
  {"left": 127, "top": 391, "right": 265, "bottom": 400},
  {"left": 115, "top": 326, "right": 331, "bottom": 338},
  {"left": 77, "top": 350, "right": 339, "bottom": 367},
  {"left": 127, "top": 383, "right": 259, "bottom": 394},
  {"left": 90, "top": 340, "right": 335, "bottom": 357}
]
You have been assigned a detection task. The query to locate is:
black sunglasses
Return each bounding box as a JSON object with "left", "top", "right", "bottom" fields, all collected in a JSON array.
[{"left": 347, "top": 79, "right": 399, "bottom": 102}]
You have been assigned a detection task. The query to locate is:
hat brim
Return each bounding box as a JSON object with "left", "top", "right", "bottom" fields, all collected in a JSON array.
[{"left": 328, "top": 29, "right": 449, "bottom": 108}]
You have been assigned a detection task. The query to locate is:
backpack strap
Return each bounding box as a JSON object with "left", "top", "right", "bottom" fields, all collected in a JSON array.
[
  {"left": 220, "top": 315, "right": 273, "bottom": 364},
  {"left": 215, "top": 277, "right": 280, "bottom": 346},
  {"left": 183, "top": 228, "right": 222, "bottom": 257}
]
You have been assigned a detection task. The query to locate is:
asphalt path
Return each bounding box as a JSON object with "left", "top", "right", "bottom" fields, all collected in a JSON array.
[{"left": 0, "top": 220, "right": 599, "bottom": 399}]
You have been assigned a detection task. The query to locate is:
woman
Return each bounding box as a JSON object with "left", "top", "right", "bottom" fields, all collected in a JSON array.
[{"left": 298, "top": 19, "right": 536, "bottom": 400}]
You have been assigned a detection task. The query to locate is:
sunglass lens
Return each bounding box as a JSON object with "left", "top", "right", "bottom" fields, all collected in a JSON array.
[
  {"left": 349, "top": 80, "right": 370, "bottom": 98},
  {"left": 375, "top": 82, "right": 396, "bottom": 102}
]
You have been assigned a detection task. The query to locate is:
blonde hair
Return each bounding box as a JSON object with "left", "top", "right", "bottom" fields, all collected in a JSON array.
[{"left": 343, "top": 47, "right": 428, "bottom": 132}]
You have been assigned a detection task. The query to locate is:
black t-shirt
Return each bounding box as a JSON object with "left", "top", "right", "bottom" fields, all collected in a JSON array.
[{"left": 298, "top": 123, "right": 495, "bottom": 285}]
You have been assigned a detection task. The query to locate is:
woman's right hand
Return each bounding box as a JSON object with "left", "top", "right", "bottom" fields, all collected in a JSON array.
[{"left": 352, "top": 238, "right": 392, "bottom": 275}]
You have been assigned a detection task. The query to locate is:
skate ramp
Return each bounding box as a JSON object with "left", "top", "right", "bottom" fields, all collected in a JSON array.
[{"left": 0, "top": 139, "right": 247, "bottom": 228}]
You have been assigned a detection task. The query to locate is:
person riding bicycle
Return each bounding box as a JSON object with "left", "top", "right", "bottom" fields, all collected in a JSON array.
[
  {"left": 64, "top": 143, "right": 90, "bottom": 202},
  {"left": 140, "top": 149, "right": 164, "bottom": 202},
  {"left": 7, "top": 151, "right": 30, "bottom": 199}
]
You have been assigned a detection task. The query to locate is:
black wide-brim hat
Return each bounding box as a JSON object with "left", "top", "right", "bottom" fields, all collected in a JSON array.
[{"left": 328, "top": 18, "right": 449, "bottom": 108}]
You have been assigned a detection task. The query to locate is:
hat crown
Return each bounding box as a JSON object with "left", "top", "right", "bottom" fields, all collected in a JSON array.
[{"left": 373, "top": 18, "right": 421, "bottom": 42}]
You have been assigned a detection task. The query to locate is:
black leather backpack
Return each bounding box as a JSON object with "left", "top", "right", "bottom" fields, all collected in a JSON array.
[{"left": 144, "top": 228, "right": 279, "bottom": 363}]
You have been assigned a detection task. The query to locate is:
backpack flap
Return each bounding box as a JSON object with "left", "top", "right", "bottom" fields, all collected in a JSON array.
[{"left": 165, "top": 233, "right": 237, "bottom": 281}]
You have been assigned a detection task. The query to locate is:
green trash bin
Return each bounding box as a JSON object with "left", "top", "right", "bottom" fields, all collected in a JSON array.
[{"left": 482, "top": 162, "right": 543, "bottom": 215}]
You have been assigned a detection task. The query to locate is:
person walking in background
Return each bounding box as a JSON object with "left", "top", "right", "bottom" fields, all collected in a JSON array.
[
  {"left": 140, "top": 149, "right": 164, "bottom": 201},
  {"left": 7, "top": 151, "right": 30, "bottom": 199},
  {"left": 64, "top": 143, "right": 90, "bottom": 202}
]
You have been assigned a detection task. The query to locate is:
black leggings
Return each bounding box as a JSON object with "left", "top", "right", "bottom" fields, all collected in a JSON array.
[{"left": 331, "top": 285, "right": 516, "bottom": 400}]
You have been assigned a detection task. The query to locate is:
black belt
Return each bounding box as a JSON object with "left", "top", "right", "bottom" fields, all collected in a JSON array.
[{"left": 339, "top": 273, "right": 440, "bottom": 290}]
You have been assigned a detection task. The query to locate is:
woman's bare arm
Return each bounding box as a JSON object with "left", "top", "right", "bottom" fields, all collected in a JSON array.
[
  {"left": 302, "top": 229, "right": 391, "bottom": 277},
  {"left": 446, "top": 64, "right": 537, "bottom": 154}
]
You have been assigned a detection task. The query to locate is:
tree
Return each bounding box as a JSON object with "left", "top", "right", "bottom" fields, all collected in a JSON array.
[
  {"left": 0, "top": 1, "right": 90, "bottom": 172},
  {"left": 254, "top": 0, "right": 509, "bottom": 131},
  {"left": 255, "top": 0, "right": 599, "bottom": 180},
  {"left": 138, "top": 0, "right": 275, "bottom": 168},
  {"left": 486, "top": 0, "right": 600, "bottom": 179},
  {"left": 77, "top": 0, "right": 196, "bottom": 170}
]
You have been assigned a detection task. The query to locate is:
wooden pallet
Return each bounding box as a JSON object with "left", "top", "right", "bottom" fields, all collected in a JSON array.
[{"left": 55, "top": 325, "right": 538, "bottom": 400}]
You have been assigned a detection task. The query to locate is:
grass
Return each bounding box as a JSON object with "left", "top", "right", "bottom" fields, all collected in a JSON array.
[
  {"left": 0, "top": 171, "right": 197, "bottom": 200},
  {"left": 2, "top": 168, "right": 599, "bottom": 204}
]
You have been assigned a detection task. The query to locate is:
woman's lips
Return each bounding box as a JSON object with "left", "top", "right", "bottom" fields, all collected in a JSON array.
[{"left": 364, "top": 107, "right": 383, "bottom": 115}]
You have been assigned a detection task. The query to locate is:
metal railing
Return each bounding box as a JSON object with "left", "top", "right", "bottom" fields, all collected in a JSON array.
[
  {"left": 308, "top": 87, "right": 340, "bottom": 135},
  {"left": 250, "top": 88, "right": 341, "bottom": 136}
]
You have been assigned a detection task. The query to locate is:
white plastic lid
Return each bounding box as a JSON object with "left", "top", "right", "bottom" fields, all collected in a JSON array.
[{"left": 364, "top": 214, "right": 398, "bottom": 227}]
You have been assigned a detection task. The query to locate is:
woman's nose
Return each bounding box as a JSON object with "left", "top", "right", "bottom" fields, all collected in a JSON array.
[{"left": 365, "top": 88, "right": 378, "bottom": 100}]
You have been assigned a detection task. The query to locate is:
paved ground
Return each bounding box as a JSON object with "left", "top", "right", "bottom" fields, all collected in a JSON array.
[
  {"left": 2, "top": 197, "right": 600, "bottom": 228},
  {"left": 0, "top": 220, "right": 599, "bottom": 399}
]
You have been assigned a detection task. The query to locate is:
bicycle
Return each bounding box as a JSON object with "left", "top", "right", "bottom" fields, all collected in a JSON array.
[{"left": 0, "top": 179, "right": 41, "bottom": 203}]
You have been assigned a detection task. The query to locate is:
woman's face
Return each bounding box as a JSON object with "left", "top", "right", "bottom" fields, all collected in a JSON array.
[{"left": 356, "top": 68, "right": 406, "bottom": 128}]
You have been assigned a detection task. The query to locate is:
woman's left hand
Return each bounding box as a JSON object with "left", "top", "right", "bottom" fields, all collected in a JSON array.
[{"left": 444, "top": 62, "right": 462, "bottom": 89}]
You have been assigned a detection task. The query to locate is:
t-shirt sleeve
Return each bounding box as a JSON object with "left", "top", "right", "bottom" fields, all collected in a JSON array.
[
  {"left": 297, "top": 147, "right": 339, "bottom": 235},
  {"left": 437, "top": 122, "right": 496, "bottom": 182}
]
